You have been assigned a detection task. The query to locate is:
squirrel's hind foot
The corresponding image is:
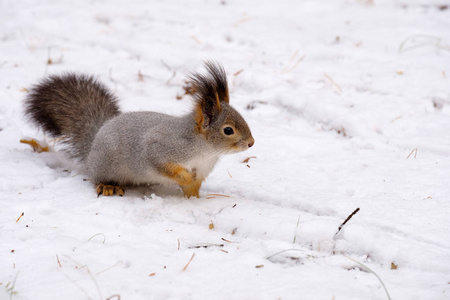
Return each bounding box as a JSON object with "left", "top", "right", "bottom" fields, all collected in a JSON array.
[
  {"left": 96, "top": 184, "right": 125, "bottom": 197},
  {"left": 181, "top": 179, "right": 203, "bottom": 198}
]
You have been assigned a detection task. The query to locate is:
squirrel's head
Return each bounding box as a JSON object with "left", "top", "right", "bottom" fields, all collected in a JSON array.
[{"left": 190, "top": 62, "right": 254, "bottom": 153}]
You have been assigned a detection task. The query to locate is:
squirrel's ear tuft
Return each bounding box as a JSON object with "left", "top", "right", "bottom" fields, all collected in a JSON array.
[
  {"left": 203, "top": 61, "right": 229, "bottom": 104},
  {"left": 190, "top": 61, "right": 229, "bottom": 130}
]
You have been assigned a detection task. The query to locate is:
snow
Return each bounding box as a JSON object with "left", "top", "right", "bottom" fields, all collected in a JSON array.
[{"left": 1, "top": 0, "right": 450, "bottom": 299}]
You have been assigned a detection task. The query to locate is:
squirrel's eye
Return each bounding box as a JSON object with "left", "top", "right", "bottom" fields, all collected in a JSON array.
[{"left": 223, "top": 127, "right": 234, "bottom": 135}]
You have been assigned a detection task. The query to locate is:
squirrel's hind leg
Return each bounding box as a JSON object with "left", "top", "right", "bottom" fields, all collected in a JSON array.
[{"left": 96, "top": 183, "right": 125, "bottom": 197}]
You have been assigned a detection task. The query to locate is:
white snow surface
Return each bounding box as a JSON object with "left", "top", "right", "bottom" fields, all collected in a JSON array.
[{"left": 1, "top": 0, "right": 450, "bottom": 299}]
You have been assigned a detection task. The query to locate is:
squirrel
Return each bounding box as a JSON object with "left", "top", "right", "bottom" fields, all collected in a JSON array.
[{"left": 24, "top": 62, "right": 254, "bottom": 198}]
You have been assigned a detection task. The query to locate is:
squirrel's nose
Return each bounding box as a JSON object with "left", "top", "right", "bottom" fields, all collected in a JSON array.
[{"left": 248, "top": 138, "right": 255, "bottom": 148}]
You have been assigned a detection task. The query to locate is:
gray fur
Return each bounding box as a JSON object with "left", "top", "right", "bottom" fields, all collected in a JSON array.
[{"left": 87, "top": 111, "right": 210, "bottom": 185}]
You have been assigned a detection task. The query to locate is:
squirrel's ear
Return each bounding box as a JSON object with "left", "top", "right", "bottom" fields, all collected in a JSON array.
[
  {"left": 190, "top": 62, "right": 229, "bottom": 131},
  {"left": 195, "top": 93, "right": 221, "bottom": 130}
]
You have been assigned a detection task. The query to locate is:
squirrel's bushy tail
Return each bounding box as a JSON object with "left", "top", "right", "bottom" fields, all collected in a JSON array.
[{"left": 25, "top": 73, "right": 120, "bottom": 161}]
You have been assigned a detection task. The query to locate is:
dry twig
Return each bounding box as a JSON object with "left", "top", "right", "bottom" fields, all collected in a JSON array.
[
  {"left": 189, "top": 243, "right": 224, "bottom": 249},
  {"left": 242, "top": 156, "right": 257, "bottom": 163},
  {"left": 16, "top": 212, "right": 24, "bottom": 223},
  {"left": 335, "top": 208, "right": 360, "bottom": 236},
  {"left": 176, "top": 81, "right": 197, "bottom": 100},
  {"left": 137, "top": 70, "right": 144, "bottom": 82}
]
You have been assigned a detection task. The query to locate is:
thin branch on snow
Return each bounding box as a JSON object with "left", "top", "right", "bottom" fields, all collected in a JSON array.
[{"left": 335, "top": 208, "right": 360, "bottom": 236}]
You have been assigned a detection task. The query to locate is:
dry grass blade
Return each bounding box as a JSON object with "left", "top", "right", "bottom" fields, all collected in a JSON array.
[
  {"left": 166, "top": 71, "right": 176, "bottom": 85},
  {"left": 233, "top": 17, "right": 253, "bottom": 27},
  {"left": 56, "top": 254, "right": 62, "bottom": 268},
  {"left": 190, "top": 35, "right": 202, "bottom": 45},
  {"left": 266, "top": 248, "right": 304, "bottom": 260},
  {"left": 406, "top": 148, "right": 417, "bottom": 159},
  {"left": 399, "top": 34, "right": 443, "bottom": 52},
  {"left": 390, "top": 115, "right": 402, "bottom": 123},
  {"left": 282, "top": 54, "right": 306, "bottom": 73},
  {"left": 357, "top": 0, "right": 374, "bottom": 5},
  {"left": 287, "top": 50, "right": 299, "bottom": 64},
  {"left": 5, "top": 273, "right": 19, "bottom": 299},
  {"left": 293, "top": 215, "right": 300, "bottom": 244},
  {"left": 206, "top": 194, "right": 230, "bottom": 199},
  {"left": 87, "top": 233, "right": 106, "bottom": 244},
  {"left": 324, "top": 72, "right": 342, "bottom": 94},
  {"left": 233, "top": 69, "right": 244, "bottom": 76},
  {"left": 345, "top": 256, "right": 391, "bottom": 300},
  {"left": 182, "top": 253, "right": 196, "bottom": 271}
]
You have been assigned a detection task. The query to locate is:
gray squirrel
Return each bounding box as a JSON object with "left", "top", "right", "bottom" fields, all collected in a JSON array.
[{"left": 25, "top": 62, "right": 254, "bottom": 197}]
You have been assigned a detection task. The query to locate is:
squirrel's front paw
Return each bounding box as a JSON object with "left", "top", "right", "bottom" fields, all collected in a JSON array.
[
  {"left": 96, "top": 184, "right": 125, "bottom": 197},
  {"left": 161, "top": 163, "right": 196, "bottom": 186}
]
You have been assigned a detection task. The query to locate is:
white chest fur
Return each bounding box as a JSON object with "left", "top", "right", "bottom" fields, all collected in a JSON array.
[{"left": 184, "top": 151, "right": 221, "bottom": 180}]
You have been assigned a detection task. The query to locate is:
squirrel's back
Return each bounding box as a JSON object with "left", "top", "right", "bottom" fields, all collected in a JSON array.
[{"left": 25, "top": 73, "right": 120, "bottom": 161}]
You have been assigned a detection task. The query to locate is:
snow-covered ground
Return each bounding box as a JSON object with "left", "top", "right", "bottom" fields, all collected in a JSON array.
[{"left": 1, "top": 0, "right": 450, "bottom": 299}]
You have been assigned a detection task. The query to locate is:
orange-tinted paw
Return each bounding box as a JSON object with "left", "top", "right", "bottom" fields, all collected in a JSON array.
[
  {"left": 20, "top": 138, "right": 50, "bottom": 153},
  {"left": 96, "top": 184, "right": 125, "bottom": 197},
  {"left": 161, "top": 163, "right": 196, "bottom": 186},
  {"left": 180, "top": 179, "right": 203, "bottom": 198}
]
